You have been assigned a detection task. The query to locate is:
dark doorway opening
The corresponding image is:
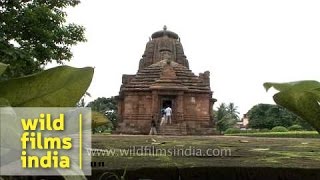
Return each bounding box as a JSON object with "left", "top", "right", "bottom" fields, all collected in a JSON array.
[
  {"left": 160, "top": 96, "right": 176, "bottom": 123},
  {"left": 162, "top": 99, "right": 172, "bottom": 108}
]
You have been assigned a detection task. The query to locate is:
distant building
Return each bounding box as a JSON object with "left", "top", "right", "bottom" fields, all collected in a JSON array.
[
  {"left": 116, "top": 26, "right": 217, "bottom": 135},
  {"left": 236, "top": 114, "right": 249, "bottom": 129}
]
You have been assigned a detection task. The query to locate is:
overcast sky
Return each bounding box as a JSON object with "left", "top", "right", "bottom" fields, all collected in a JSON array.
[{"left": 62, "top": 0, "right": 320, "bottom": 115}]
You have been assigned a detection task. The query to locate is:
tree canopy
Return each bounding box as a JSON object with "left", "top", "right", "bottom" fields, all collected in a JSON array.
[
  {"left": 87, "top": 97, "right": 118, "bottom": 129},
  {"left": 0, "top": 0, "right": 86, "bottom": 79},
  {"left": 247, "top": 103, "right": 313, "bottom": 130}
]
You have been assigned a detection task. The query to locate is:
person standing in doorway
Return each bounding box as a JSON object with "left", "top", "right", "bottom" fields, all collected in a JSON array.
[
  {"left": 161, "top": 108, "right": 166, "bottom": 118},
  {"left": 160, "top": 107, "right": 166, "bottom": 125},
  {"left": 164, "top": 106, "right": 172, "bottom": 124}
]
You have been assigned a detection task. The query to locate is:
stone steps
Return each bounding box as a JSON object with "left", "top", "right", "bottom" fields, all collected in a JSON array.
[{"left": 158, "top": 124, "right": 187, "bottom": 135}]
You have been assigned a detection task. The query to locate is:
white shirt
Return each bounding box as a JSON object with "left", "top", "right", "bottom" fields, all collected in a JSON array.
[{"left": 164, "top": 107, "right": 172, "bottom": 116}]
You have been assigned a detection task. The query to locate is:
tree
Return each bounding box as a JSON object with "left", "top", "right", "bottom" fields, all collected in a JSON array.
[
  {"left": 247, "top": 104, "right": 271, "bottom": 129},
  {"left": 0, "top": 0, "right": 86, "bottom": 79},
  {"left": 226, "top": 102, "right": 240, "bottom": 120},
  {"left": 87, "top": 97, "right": 118, "bottom": 129},
  {"left": 247, "top": 103, "right": 312, "bottom": 130},
  {"left": 215, "top": 103, "right": 239, "bottom": 133},
  {"left": 215, "top": 103, "right": 227, "bottom": 121}
]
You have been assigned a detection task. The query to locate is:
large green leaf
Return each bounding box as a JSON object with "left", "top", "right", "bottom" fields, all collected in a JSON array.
[
  {"left": 264, "top": 80, "right": 320, "bottom": 92},
  {"left": 0, "top": 66, "right": 94, "bottom": 107},
  {"left": 0, "top": 98, "right": 10, "bottom": 107},
  {"left": 0, "top": 62, "right": 8, "bottom": 76},
  {"left": 264, "top": 81, "right": 320, "bottom": 133}
]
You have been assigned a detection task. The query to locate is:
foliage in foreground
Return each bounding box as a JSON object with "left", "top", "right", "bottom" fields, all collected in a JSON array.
[
  {"left": 264, "top": 80, "right": 320, "bottom": 134},
  {"left": 0, "top": 63, "right": 94, "bottom": 180},
  {"left": 0, "top": 65, "right": 94, "bottom": 107}
]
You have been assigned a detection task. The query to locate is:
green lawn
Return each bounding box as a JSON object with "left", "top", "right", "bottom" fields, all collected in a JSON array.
[
  {"left": 91, "top": 135, "right": 320, "bottom": 171},
  {"left": 225, "top": 131, "right": 320, "bottom": 138}
]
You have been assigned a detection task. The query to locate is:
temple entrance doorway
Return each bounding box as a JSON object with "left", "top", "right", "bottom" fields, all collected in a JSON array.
[{"left": 160, "top": 96, "right": 176, "bottom": 123}]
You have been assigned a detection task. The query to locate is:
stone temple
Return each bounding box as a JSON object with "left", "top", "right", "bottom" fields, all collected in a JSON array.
[{"left": 116, "top": 26, "right": 217, "bottom": 135}]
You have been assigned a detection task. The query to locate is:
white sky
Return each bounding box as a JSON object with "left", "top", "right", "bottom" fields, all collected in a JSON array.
[{"left": 61, "top": 0, "right": 320, "bottom": 115}]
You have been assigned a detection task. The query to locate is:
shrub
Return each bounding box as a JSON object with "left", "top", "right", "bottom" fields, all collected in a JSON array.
[
  {"left": 271, "top": 126, "right": 288, "bottom": 132},
  {"left": 244, "top": 129, "right": 259, "bottom": 133},
  {"left": 259, "top": 128, "right": 270, "bottom": 132},
  {"left": 224, "top": 128, "right": 241, "bottom": 134},
  {"left": 241, "top": 129, "right": 269, "bottom": 133},
  {"left": 288, "top": 124, "right": 303, "bottom": 131}
]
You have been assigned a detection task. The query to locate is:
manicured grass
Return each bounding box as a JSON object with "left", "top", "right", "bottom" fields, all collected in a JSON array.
[{"left": 225, "top": 131, "right": 320, "bottom": 138}]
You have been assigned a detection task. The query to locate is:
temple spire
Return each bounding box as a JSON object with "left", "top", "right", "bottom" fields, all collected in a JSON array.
[{"left": 163, "top": 25, "right": 167, "bottom": 31}]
